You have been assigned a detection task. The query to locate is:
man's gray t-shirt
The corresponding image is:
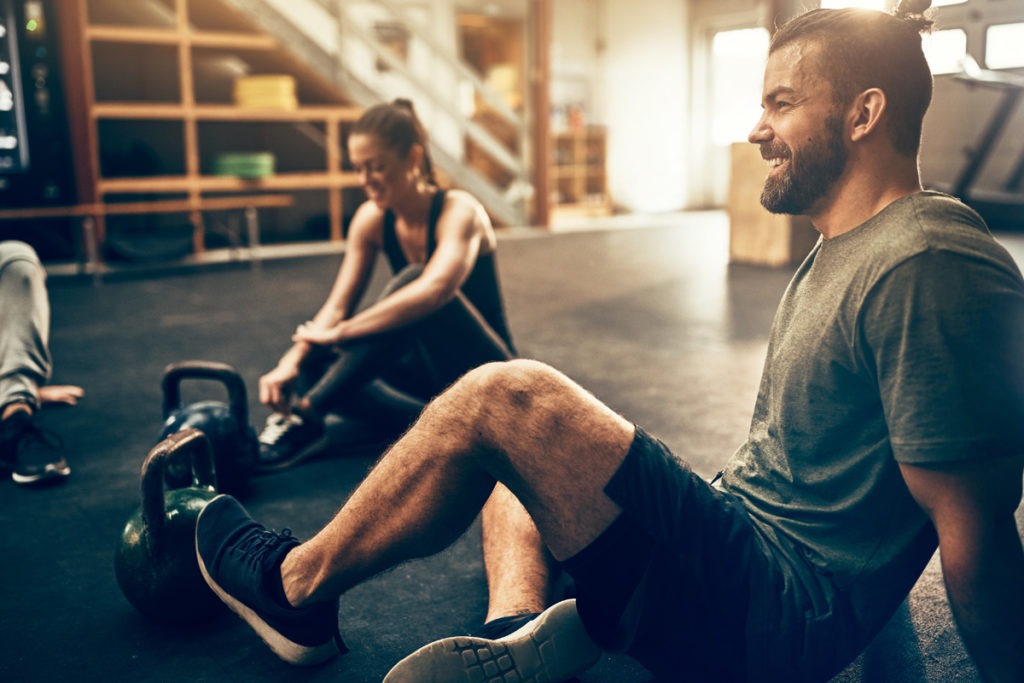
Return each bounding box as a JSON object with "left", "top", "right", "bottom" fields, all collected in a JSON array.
[{"left": 721, "top": 192, "right": 1024, "bottom": 674}]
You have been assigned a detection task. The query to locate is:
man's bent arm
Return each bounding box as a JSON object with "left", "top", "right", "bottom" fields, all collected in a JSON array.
[{"left": 900, "top": 456, "right": 1024, "bottom": 683}]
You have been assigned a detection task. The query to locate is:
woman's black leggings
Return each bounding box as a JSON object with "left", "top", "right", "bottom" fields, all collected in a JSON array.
[{"left": 297, "top": 264, "right": 514, "bottom": 436}]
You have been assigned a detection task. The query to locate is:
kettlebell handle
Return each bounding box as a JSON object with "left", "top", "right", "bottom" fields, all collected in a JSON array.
[
  {"left": 140, "top": 429, "right": 217, "bottom": 555},
  {"left": 161, "top": 360, "right": 250, "bottom": 430}
]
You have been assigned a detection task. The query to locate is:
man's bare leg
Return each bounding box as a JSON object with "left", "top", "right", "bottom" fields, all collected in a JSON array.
[
  {"left": 280, "top": 358, "right": 633, "bottom": 606},
  {"left": 481, "top": 483, "right": 555, "bottom": 622},
  {"left": 196, "top": 359, "right": 631, "bottom": 672}
]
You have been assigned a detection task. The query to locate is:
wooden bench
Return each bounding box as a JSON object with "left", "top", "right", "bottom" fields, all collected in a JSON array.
[{"left": 0, "top": 193, "right": 295, "bottom": 278}]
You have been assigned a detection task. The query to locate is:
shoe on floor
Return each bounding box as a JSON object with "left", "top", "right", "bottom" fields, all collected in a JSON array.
[
  {"left": 255, "top": 412, "right": 325, "bottom": 473},
  {"left": 0, "top": 410, "right": 70, "bottom": 486},
  {"left": 383, "top": 599, "right": 601, "bottom": 683},
  {"left": 195, "top": 494, "right": 346, "bottom": 665}
]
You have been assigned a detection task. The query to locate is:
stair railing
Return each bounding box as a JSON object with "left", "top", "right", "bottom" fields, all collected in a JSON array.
[{"left": 222, "top": 0, "right": 532, "bottom": 225}]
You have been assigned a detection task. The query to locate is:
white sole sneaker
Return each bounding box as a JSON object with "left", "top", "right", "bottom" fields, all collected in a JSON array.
[
  {"left": 383, "top": 599, "right": 601, "bottom": 682},
  {"left": 11, "top": 460, "right": 70, "bottom": 485}
]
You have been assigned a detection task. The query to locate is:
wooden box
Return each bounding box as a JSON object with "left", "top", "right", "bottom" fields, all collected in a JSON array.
[{"left": 727, "top": 142, "right": 819, "bottom": 267}]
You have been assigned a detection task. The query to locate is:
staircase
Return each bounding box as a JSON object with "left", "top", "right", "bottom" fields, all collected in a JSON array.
[{"left": 220, "top": 0, "right": 532, "bottom": 226}]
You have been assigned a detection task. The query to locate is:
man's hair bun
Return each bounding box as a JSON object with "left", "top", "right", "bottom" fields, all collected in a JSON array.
[{"left": 894, "top": 0, "right": 934, "bottom": 32}]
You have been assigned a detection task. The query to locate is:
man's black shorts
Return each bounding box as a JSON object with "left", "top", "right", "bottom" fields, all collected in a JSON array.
[{"left": 563, "top": 425, "right": 774, "bottom": 682}]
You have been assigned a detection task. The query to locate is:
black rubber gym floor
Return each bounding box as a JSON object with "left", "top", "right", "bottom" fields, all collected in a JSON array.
[{"left": 3, "top": 214, "right": 1021, "bottom": 682}]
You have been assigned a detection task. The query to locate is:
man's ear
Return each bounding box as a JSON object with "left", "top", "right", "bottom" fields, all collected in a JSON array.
[{"left": 849, "top": 88, "right": 887, "bottom": 142}]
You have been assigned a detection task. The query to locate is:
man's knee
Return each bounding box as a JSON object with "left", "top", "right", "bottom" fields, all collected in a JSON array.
[
  {"left": 459, "top": 358, "right": 559, "bottom": 397},
  {"left": 450, "top": 359, "right": 569, "bottom": 428}
]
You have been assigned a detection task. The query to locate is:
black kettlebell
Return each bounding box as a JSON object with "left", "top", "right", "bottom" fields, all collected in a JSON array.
[
  {"left": 159, "top": 360, "right": 257, "bottom": 496},
  {"left": 114, "top": 428, "right": 224, "bottom": 624}
]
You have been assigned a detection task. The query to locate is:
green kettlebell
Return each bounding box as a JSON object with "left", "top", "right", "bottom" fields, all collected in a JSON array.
[{"left": 114, "top": 429, "right": 224, "bottom": 624}]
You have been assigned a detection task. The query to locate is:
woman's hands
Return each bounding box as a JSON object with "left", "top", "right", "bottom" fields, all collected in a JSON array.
[
  {"left": 258, "top": 362, "right": 300, "bottom": 413},
  {"left": 259, "top": 319, "right": 345, "bottom": 413},
  {"left": 292, "top": 320, "right": 345, "bottom": 346}
]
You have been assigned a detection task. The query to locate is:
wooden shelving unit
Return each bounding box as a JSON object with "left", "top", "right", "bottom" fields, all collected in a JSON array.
[
  {"left": 47, "top": 0, "right": 366, "bottom": 262},
  {"left": 550, "top": 126, "right": 611, "bottom": 220}
]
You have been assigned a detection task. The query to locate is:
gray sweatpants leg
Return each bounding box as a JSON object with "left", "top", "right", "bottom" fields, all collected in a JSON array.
[{"left": 0, "top": 241, "right": 51, "bottom": 411}]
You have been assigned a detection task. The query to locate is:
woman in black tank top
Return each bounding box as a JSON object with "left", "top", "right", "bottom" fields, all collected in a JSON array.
[{"left": 255, "top": 99, "right": 516, "bottom": 472}]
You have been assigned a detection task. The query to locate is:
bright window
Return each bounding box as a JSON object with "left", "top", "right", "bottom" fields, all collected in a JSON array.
[
  {"left": 922, "top": 28, "right": 968, "bottom": 75},
  {"left": 819, "top": 1, "right": 886, "bottom": 9},
  {"left": 710, "top": 27, "right": 770, "bottom": 145},
  {"left": 820, "top": 0, "right": 967, "bottom": 7},
  {"left": 986, "top": 23, "right": 1024, "bottom": 69}
]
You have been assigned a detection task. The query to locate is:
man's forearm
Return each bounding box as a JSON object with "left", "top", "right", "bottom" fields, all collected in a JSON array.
[{"left": 944, "top": 517, "right": 1024, "bottom": 682}]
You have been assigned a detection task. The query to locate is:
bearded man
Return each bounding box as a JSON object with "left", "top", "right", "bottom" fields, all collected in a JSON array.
[{"left": 195, "top": 3, "right": 1024, "bottom": 681}]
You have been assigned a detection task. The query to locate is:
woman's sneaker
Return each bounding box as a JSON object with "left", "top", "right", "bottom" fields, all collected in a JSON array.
[
  {"left": 383, "top": 599, "right": 601, "bottom": 682},
  {"left": 195, "top": 494, "right": 347, "bottom": 665},
  {"left": 256, "top": 412, "right": 325, "bottom": 473}
]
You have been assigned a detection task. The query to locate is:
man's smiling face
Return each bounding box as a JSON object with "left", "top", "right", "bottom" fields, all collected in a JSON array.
[{"left": 749, "top": 42, "right": 850, "bottom": 216}]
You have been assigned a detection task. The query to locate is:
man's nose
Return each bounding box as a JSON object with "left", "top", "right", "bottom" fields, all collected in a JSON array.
[{"left": 748, "top": 112, "right": 771, "bottom": 144}]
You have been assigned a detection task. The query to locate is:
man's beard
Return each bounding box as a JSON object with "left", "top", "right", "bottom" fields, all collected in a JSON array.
[{"left": 760, "top": 114, "right": 847, "bottom": 215}]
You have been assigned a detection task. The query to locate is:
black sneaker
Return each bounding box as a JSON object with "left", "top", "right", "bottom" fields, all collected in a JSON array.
[
  {"left": 256, "top": 412, "right": 325, "bottom": 473},
  {"left": 195, "top": 494, "right": 346, "bottom": 665},
  {"left": 472, "top": 612, "right": 541, "bottom": 640},
  {"left": 0, "top": 411, "right": 70, "bottom": 486},
  {"left": 382, "top": 599, "right": 601, "bottom": 683}
]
